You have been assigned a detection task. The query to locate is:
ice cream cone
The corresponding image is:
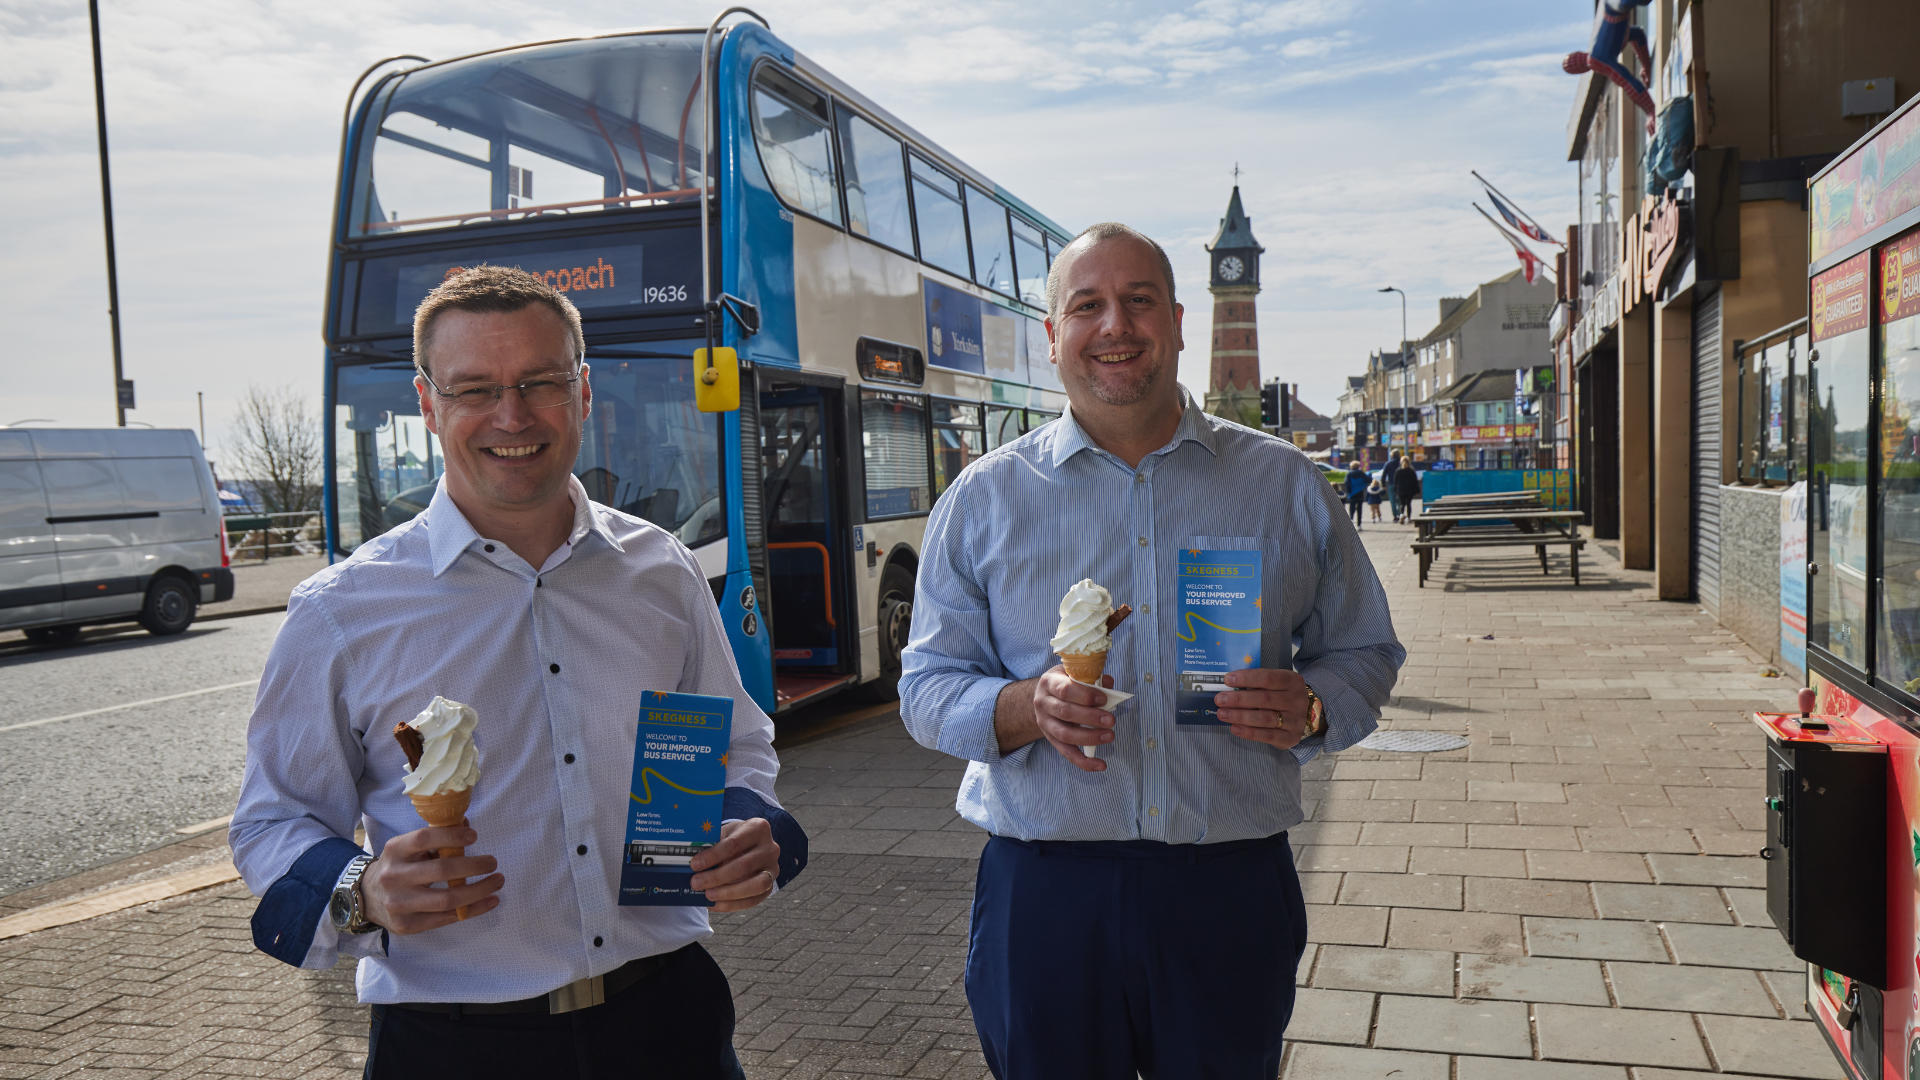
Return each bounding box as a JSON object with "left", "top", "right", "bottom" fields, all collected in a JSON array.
[
  {"left": 409, "top": 787, "right": 474, "bottom": 920},
  {"left": 1060, "top": 650, "right": 1108, "bottom": 685}
]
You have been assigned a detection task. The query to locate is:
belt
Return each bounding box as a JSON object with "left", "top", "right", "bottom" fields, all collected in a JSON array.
[{"left": 391, "top": 944, "right": 686, "bottom": 1016}]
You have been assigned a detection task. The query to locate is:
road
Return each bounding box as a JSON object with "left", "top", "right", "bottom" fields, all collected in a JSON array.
[{"left": 0, "top": 614, "right": 283, "bottom": 895}]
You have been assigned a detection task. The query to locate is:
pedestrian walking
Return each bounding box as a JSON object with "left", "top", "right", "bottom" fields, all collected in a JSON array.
[
  {"left": 1367, "top": 475, "right": 1386, "bottom": 522},
  {"left": 1393, "top": 459, "right": 1422, "bottom": 523},
  {"left": 898, "top": 223, "right": 1405, "bottom": 1080},
  {"left": 1382, "top": 451, "right": 1404, "bottom": 522},
  {"left": 1345, "top": 465, "right": 1369, "bottom": 529},
  {"left": 230, "top": 266, "right": 806, "bottom": 1080}
]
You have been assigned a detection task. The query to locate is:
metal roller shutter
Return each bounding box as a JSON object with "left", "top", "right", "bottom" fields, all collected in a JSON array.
[{"left": 1691, "top": 287, "right": 1723, "bottom": 616}]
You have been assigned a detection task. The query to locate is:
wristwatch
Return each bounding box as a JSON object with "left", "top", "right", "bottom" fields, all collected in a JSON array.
[
  {"left": 329, "top": 854, "right": 381, "bottom": 935},
  {"left": 1303, "top": 684, "right": 1327, "bottom": 738}
]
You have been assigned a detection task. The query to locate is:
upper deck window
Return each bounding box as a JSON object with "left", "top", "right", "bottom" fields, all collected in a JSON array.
[
  {"left": 911, "top": 155, "right": 970, "bottom": 280},
  {"left": 837, "top": 110, "right": 912, "bottom": 254},
  {"left": 750, "top": 68, "right": 842, "bottom": 226},
  {"left": 349, "top": 34, "right": 707, "bottom": 238},
  {"left": 1011, "top": 217, "right": 1048, "bottom": 309},
  {"left": 966, "top": 187, "right": 1014, "bottom": 297}
]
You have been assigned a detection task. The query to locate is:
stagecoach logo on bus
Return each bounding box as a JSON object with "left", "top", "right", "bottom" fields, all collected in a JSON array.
[
  {"left": 620, "top": 690, "right": 731, "bottom": 907},
  {"left": 393, "top": 244, "right": 657, "bottom": 324}
]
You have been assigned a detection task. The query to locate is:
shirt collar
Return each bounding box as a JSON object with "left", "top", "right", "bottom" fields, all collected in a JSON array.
[
  {"left": 1050, "top": 384, "right": 1218, "bottom": 467},
  {"left": 425, "top": 474, "right": 623, "bottom": 578}
]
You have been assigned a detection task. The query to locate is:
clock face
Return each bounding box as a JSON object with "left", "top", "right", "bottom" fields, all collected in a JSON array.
[{"left": 1218, "top": 255, "right": 1245, "bottom": 282}]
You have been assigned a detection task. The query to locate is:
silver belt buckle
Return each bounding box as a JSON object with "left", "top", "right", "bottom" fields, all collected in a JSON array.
[{"left": 547, "top": 974, "right": 606, "bottom": 1014}]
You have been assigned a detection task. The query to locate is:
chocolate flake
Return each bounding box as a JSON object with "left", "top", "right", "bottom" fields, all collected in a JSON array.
[
  {"left": 1105, "top": 604, "right": 1133, "bottom": 633},
  {"left": 393, "top": 723, "right": 424, "bottom": 770}
]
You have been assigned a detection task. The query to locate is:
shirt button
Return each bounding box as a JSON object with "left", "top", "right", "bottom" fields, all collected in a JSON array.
[
  {"left": 564, "top": 753, "right": 576, "bottom": 764},
  {"left": 593, "top": 936, "right": 603, "bottom": 947},
  {"left": 1137, "top": 537, "right": 1147, "bottom": 546},
  {"left": 1135, "top": 473, "right": 1146, "bottom": 483},
  {"left": 483, "top": 543, "right": 495, "bottom": 553},
  {"left": 550, "top": 663, "right": 561, "bottom": 674},
  {"left": 1144, "top": 673, "right": 1154, "bottom": 683},
  {"left": 1147, "top": 738, "right": 1158, "bottom": 749},
  {"left": 1149, "top": 806, "right": 1160, "bottom": 816},
  {"left": 1141, "top": 604, "right": 1151, "bottom": 614},
  {"left": 576, "top": 844, "right": 588, "bottom": 855}
]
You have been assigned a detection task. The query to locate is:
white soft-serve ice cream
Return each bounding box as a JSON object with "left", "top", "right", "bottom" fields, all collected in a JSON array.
[
  {"left": 400, "top": 696, "right": 480, "bottom": 796},
  {"left": 1050, "top": 579, "right": 1114, "bottom": 656}
]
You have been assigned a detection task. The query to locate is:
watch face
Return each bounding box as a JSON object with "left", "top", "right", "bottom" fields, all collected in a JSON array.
[
  {"left": 1219, "top": 255, "right": 1245, "bottom": 282},
  {"left": 330, "top": 890, "right": 352, "bottom": 928}
]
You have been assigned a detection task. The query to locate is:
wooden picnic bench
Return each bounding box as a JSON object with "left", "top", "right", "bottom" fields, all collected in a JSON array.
[{"left": 1410, "top": 499, "right": 1585, "bottom": 587}]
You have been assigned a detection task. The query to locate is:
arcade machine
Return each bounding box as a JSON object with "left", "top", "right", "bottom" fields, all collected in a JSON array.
[{"left": 1768, "top": 92, "right": 1920, "bottom": 1080}]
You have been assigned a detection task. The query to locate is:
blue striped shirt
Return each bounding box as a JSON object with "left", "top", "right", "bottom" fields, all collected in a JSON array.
[{"left": 899, "top": 392, "right": 1404, "bottom": 844}]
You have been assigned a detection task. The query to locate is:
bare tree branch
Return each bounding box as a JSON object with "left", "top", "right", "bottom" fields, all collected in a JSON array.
[{"left": 225, "top": 384, "right": 323, "bottom": 518}]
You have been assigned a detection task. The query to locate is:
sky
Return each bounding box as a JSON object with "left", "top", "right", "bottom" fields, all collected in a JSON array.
[{"left": 0, "top": 0, "right": 1590, "bottom": 463}]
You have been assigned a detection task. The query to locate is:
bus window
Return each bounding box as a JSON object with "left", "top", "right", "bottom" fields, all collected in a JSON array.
[
  {"left": 578, "top": 353, "right": 724, "bottom": 547},
  {"left": 967, "top": 188, "right": 1015, "bottom": 297},
  {"left": 1026, "top": 408, "right": 1060, "bottom": 432},
  {"left": 861, "top": 390, "right": 930, "bottom": 519},
  {"left": 750, "top": 69, "right": 842, "bottom": 227},
  {"left": 333, "top": 362, "right": 445, "bottom": 551},
  {"left": 349, "top": 34, "right": 709, "bottom": 237},
  {"left": 837, "top": 110, "right": 912, "bottom": 254},
  {"left": 1011, "top": 217, "right": 1048, "bottom": 309},
  {"left": 910, "top": 156, "right": 971, "bottom": 279},
  {"left": 985, "top": 405, "right": 1025, "bottom": 451},
  {"left": 931, "top": 400, "right": 985, "bottom": 495}
]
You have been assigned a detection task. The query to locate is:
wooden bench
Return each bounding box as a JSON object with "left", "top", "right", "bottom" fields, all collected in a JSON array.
[{"left": 1411, "top": 507, "right": 1585, "bottom": 587}]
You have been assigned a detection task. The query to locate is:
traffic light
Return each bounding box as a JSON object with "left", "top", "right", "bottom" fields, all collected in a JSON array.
[{"left": 1260, "top": 381, "right": 1291, "bottom": 428}]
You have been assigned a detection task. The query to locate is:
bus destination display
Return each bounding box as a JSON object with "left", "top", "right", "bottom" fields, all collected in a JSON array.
[{"left": 395, "top": 244, "right": 649, "bottom": 324}]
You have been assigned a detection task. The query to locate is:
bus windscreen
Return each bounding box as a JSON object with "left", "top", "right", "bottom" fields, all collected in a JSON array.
[{"left": 350, "top": 34, "right": 707, "bottom": 238}]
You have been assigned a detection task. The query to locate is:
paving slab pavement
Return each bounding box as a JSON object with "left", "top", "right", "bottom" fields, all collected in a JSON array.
[{"left": 0, "top": 526, "right": 1845, "bottom": 1078}]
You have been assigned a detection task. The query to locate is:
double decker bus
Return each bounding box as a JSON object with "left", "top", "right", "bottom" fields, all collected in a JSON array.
[{"left": 322, "top": 14, "right": 1073, "bottom": 714}]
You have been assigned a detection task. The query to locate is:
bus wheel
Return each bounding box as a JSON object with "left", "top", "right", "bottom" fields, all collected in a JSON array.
[
  {"left": 865, "top": 564, "right": 914, "bottom": 701},
  {"left": 138, "top": 577, "right": 197, "bottom": 636}
]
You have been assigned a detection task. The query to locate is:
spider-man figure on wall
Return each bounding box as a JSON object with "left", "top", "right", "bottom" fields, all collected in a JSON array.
[{"left": 1564, "top": 0, "right": 1656, "bottom": 132}]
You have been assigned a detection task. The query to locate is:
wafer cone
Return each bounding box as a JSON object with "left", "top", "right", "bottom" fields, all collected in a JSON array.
[
  {"left": 1059, "top": 650, "right": 1108, "bottom": 685},
  {"left": 409, "top": 787, "right": 474, "bottom": 920}
]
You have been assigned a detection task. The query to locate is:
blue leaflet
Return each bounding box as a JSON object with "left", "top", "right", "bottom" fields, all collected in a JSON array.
[
  {"left": 619, "top": 691, "right": 731, "bottom": 907},
  {"left": 1174, "top": 550, "right": 1263, "bottom": 726}
]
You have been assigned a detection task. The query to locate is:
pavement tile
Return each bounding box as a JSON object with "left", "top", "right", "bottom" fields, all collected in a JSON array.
[
  {"left": 1373, "top": 995, "right": 1533, "bottom": 1057},
  {"left": 1517, "top": 804, "right": 1633, "bottom": 827},
  {"left": 1532, "top": 1004, "right": 1711, "bottom": 1069},
  {"left": 1357, "top": 822, "right": 1467, "bottom": 847},
  {"left": 885, "top": 833, "right": 988, "bottom": 860},
  {"left": 1454, "top": 1057, "right": 1626, "bottom": 1080},
  {"left": 1466, "top": 878, "right": 1596, "bottom": 919},
  {"left": 1524, "top": 917, "right": 1669, "bottom": 962},
  {"left": 1341, "top": 873, "right": 1463, "bottom": 910},
  {"left": 1662, "top": 923, "right": 1802, "bottom": 972},
  {"left": 1297, "top": 872, "right": 1341, "bottom": 905},
  {"left": 1312, "top": 800, "right": 1417, "bottom": 822},
  {"left": 1304, "top": 904, "right": 1389, "bottom": 947},
  {"left": 1694, "top": 832, "right": 1769, "bottom": 857},
  {"left": 1410, "top": 846, "right": 1527, "bottom": 878},
  {"left": 1526, "top": 851, "right": 1652, "bottom": 883},
  {"left": 1311, "top": 945, "right": 1454, "bottom": 996},
  {"left": 1605, "top": 961, "right": 1776, "bottom": 1016},
  {"left": 1387, "top": 909, "right": 1523, "bottom": 955},
  {"left": 1645, "top": 853, "right": 1764, "bottom": 889},
  {"left": 1297, "top": 944, "right": 1317, "bottom": 986},
  {"left": 1285, "top": 988, "right": 1375, "bottom": 1045},
  {"left": 1333, "top": 760, "right": 1424, "bottom": 780},
  {"left": 1469, "top": 825, "right": 1581, "bottom": 850},
  {"left": 1458, "top": 953, "right": 1609, "bottom": 1005},
  {"left": 1297, "top": 846, "right": 1409, "bottom": 873},
  {"left": 1470, "top": 781, "right": 1569, "bottom": 803},
  {"left": 1697, "top": 1015, "right": 1847, "bottom": 1079},
  {"left": 1290, "top": 822, "right": 1363, "bottom": 847},
  {"left": 1591, "top": 883, "right": 1732, "bottom": 924},
  {"left": 1725, "top": 888, "right": 1775, "bottom": 929},
  {"left": 1575, "top": 828, "right": 1699, "bottom": 854},
  {"left": 1283, "top": 1043, "right": 1449, "bottom": 1080},
  {"left": 1374, "top": 780, "right": 1470, "bottom": 801},
  {"left": 1416, "top": 801, "right": 1520, "bottom": 824}
]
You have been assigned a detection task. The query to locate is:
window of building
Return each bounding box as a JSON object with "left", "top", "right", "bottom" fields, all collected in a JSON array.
[
  {"left": 837, "top": 109, "right": 911, "bottom": 253},
  {"left": 931, "top": 399, "right": 985, "bottom": 495},
  {"left": 966, "top": 187, "right": 1015, "bottom": 297},
  {"left": 910, "top": 155, "right": 970, "bottom": 279},
  {"left": 750, "top": 69, "right": 842, "bottom": 226},
  {"left": 861, "top": 389, "right": 930, "bottom": 518}
]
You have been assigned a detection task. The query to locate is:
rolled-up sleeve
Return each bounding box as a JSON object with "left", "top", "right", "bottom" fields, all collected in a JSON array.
[
  {"left": 898, "top": 478, "right": 1028, "bottom": 766},
  {"left": 1290, "top": 475, "right": 1405, "bottom": 764}
]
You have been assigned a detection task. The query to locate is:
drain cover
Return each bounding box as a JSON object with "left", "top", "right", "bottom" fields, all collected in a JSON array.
[{"left": 1355, "top": 730, "right": 1470, "bottom": 753}]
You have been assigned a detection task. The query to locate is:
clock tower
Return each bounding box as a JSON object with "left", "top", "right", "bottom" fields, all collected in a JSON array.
[{"left": 1204, "top": 185, "right": 1266, "bottom": 429}]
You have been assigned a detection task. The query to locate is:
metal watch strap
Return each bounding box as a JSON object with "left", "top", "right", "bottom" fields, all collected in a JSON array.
[
  {"left": 1304, "top": 685, "right": 1327, "bottom": 737},
  {"left": 333, "top": 854, "right": 380, "bottom": 934}
]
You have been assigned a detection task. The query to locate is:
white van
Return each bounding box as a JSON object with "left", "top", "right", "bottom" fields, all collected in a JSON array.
[{"left": 0, "top": 428, "right": 233, "bottom": 645}]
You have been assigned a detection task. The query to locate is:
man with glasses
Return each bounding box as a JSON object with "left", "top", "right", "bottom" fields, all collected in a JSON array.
[{"left": 231, "top": 266, "right": 803, "bottom": 1079}]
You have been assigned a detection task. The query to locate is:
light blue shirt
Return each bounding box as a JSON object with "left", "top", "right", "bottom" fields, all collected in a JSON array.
[
  {"left": 899, "top": 392, "right": 1404, "bottom": 844},
  {"left": 230, "top": 477, "right": 783, "bottom": 1003}
]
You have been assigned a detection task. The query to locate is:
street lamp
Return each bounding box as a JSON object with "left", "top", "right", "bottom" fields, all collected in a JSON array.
[{"left": 1378, "top": 287, "right": 1407, "bottom": 454}]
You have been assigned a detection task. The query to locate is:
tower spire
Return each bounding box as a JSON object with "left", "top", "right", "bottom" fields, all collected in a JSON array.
[{"left": 1204, "top": 184, "right": 1267, "bottom": 429}]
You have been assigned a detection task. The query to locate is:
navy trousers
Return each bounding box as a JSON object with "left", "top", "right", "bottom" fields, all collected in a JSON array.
[
  {"left": 965, "top": 832, "right": 1308, "bottom": 1080},
  {"left": 362, "top": 943, "right": 746, "bottom": 1080}
]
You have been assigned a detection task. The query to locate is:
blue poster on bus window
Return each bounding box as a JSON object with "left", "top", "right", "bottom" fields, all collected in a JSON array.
[
  {"left": 923, "top": 277, "right": 1033, "bottom": 383},
  {"left": 1173, "top": 549, "right": 1264, "bottom": 726},
  {"left": 619, "top": 691, "right": 731, "bottom": 907}
]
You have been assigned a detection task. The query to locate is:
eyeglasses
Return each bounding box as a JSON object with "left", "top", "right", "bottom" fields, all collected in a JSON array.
[{"left": 421, "top": 368, "right": 581, "bottom": 416}]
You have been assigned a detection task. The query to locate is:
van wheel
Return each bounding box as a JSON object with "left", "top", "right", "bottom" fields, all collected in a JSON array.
[
  {"left": 24, "top": 625, "right": 81, "bottom": 646},
  {"left": 862, "top": 564, "right": 914, "bottom": 702},
  {"left": 138, "top": 577, "right": 197, "bottom": 636}
]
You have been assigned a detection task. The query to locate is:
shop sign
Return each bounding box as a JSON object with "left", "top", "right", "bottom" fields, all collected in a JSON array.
[
  {"left": 1882, "top": 229, "right": 1920, "bottom": 324},
  {"left": 1645, "top": 192, "right": 1685, "bottom": 297},
  {"left": 1812, "top": 251, "right": 1872, "bottom": 342},
  {"left": 1424, "top": 430, "right": 1446, "bottom": 446},
  {"left": 1810, "top": 99, "right": 1920, "bottom": 263},
  {"left": 1619, "top": 192, "right": 1685, "bottom": 312}
]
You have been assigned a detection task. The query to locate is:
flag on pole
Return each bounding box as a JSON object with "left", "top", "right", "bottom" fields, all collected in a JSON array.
[
  {"left": 1471, "top": 170, "right": 1563, "bottom": 246},
  {"left": 1474, "top": 203, "right": 1548, "bottom": 285}
]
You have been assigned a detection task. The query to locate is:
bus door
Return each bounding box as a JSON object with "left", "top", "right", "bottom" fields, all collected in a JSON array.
[{"left": 756, "top": 374, "right": 857, "bottom": 710}]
